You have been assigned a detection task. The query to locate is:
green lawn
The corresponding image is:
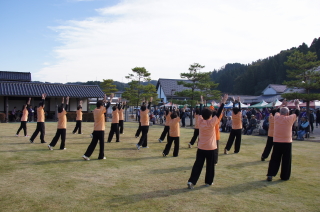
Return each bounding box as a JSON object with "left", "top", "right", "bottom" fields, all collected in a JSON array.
[{"left": 0, "top": 122, "right": 319, "bottom": 212}]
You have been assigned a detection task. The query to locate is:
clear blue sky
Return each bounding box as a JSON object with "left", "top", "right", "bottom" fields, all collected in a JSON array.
[{"left": 1, "top": 0, "right": 320, "bottom": 83}]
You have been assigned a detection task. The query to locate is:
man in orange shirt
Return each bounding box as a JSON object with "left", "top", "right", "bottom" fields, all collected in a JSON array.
[
  {"left": 136, "top": 97, "right": 152, "bottom": 150},
  {"left": 162, "top": 109, "right": 181, "bottom": 157},
  {"left": 261, "top": 105, "right": 277, "bottom": 161},
  {"left": 266, "top": 99, "right": 300, "bottom": 181},
  {"left": 187, "top": 94, "right": 228, "bottom": 189},
  {"left": 72, "top": 100, "right": 83, "bottom": 134},
  {"left": 16, "top": 98, "right": 31, "bottom": 137},
  {"left": 30, "top": 94, "right": 47, "bottom": 143},
  {"left": 158, "top": 103, "right": 172, "bottom": 143},
  {"left": 82, "top": 94, "right": 112, "bottom": 160},
  {"left": 107, "top": 99, "right": 121, "bottom": 142},
  {"left": 48, "top": 97, "right": 69, "bottom": 150},
  {"left": 224, "top": 97, "right": 242, "bottom": 154},
  {"left": 118, "top": 100, "right": 126, "bottom": 134}
]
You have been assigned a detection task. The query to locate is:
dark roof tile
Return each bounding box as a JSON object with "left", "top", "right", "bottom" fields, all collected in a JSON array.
[{"left": 0, "top": 71, "right": 31, "bottom": 82}]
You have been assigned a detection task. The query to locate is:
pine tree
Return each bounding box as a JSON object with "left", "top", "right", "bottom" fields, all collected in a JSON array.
[{"left": 100, "top": 79, "right": 118, "bottom": 96}]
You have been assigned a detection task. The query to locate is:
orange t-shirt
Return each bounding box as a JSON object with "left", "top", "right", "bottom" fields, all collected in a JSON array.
[
  {"left": 232, "top": 112, "right": 242, "bottom": 129},
  {"left": 37, "top": 106, "right": 45, "bottom": 122},
  {"left": 165, "top": 112, "right": 171, "bottom": 126},
  {"left": 273, "top": 113, "right": 297, "bottom": 143},
  {"left": 118, "top": 108, "right": 124, "bottom": 120},
  {"left": 268, "top": 114, "right": 275, "bottom": 137},
  {"left": 76, "top": 109, "right": 82, "bottom": 121},
  {"left": 112, "top": 109, "right": 119, "bottom": 123},
  {"left": 215, "top": 113, "right": 223, "bottom": 141},
  {"left": 194, "top": 114, "right": 199, "bottom": 129},
  {"left": 140, "top": 109, "right": 149, "bottom": 126},
  {"left": 93, "top": 107, "right": 107, "bottom": 131},
  {"left": 57, "top": 110, "right": 67, "bottom": 129},
  {"left": 169, "top": 117, "right": 181, "bottom": 137},
  {"left": 198, "top": 115, "right": 220, "bottom": 150},
  {"left": 21, "top": 108, "right": 29, "bottom": 122}
]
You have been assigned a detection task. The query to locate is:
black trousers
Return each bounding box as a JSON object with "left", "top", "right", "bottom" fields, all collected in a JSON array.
[
  {"left": 159, "top": 126, "right": 169, "bottom": 141},
  {"left": 138, "top": 126, "right": 149, "bottom": 147},
  {"left": 163, "top": 136, "right": 180, "bottom": 156},
  {"left": 181, "top": 117, "right": 186, "bottom": 127},
  {"left": 49, "top": 129, "right": 66, "bottom": 149},
  {"left": 135, "top": 122, "right": 141, "bottom": 137},
  {"left": 30, "top": 122, "right": 45, "bottom": 143},
  {"left": 119, "top": 120, "right": 124, "bottom": 134},
  {"left": 16, "top": 121, "right": 27, "bottom": 136},
  {"left": 214, "top": 140, "right": 219, "bottom": 164},
  {"left": 84, "top": 131, "right": 105, "bottom": 159},
  {"left": 262, "top": 136, "right": 274, "bottom": 159},
  {"left": 190, "top": 128, "right": 199, "bottom": 145},
  {"left": 310, "top": 122, "right": 314, "bottom": 132},
  {"left": 225, "top": 129, "right": 242, "bottom": 153},
  {"left": 73, "top": 120, "right": 82, "bottom": 134},
  {"left": 188, "top": 149, "right": 216, "bottom": 185},
  {"left": 108, "top": 123, "right": 120, "bottom": 142},
  {"left": 267, "top": 142, "right": 292, "bottom": 180}
]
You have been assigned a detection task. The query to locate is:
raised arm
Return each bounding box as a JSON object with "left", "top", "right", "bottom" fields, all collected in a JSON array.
[
  {"left": 106, "top": 93, "right": 113, "bottom": 109},
  {"left": 65, "top": 96, "right": 69, "bottom": 110},
  {"left": 147, "top": 97, "right": 153, "bottom": 109},
  {"left": 237, "top": 96, "right": 241, "bottom": 110},
  {"left": 216, "top": 94, "right": 228, "bottom": 118},
  {"left": 294, "top": 99, "right": 300, "bottom": 116},
  {"left": 199, "top": 95, "right": 204, "bottom": 115}
]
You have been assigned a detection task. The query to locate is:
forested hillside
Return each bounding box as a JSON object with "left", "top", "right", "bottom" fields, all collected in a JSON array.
[{"left": 211, "top": 37, "right": 320, "bottom": 95}]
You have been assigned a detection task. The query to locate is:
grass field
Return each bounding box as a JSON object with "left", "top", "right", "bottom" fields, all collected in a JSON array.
[{"left": 0, "top": 122, "right": 319, "bottom": 212}]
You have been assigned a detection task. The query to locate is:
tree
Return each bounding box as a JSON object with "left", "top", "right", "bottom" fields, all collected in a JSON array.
[
  {"left": 123, "top": 67, "right": 157, "bottom": 119},
  {"left": 175, "top": 63, "right": 220, "bottom": 126},
  {"left": 100, "top": 79, "right": 118, "bottom": 96},
  {"left": 282, "top": 50, "right": 320, "bottom": 116}
]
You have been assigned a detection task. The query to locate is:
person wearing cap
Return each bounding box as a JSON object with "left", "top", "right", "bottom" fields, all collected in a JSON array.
[{"left": 266, "top": 99, "right": 300, "bottom": 181}]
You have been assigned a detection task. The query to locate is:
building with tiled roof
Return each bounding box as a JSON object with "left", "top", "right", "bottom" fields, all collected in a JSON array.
[{"left": 0, "top": 71, "right": 105, "bottom": 122}]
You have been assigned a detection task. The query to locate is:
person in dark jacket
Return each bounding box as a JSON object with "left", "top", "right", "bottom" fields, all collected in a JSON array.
[{"left": 309, "top": 110, "right": 314, "bottom": 133}]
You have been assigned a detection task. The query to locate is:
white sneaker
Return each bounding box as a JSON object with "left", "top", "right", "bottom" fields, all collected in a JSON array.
[
  {"left": 29, "top": 140, "right": 34, "bottom": 144},
  {"left": 102, "top": 157, "right": 106, "bottom": 159},
  {"left": 48, "top": 145, "right": 53, "bottom": 150},
  {"left": 61, "top": 148, "right": 66, "bottom": 150},
  {"left": 136, "top": 144, "right": 140, "bottom": 150},
  {"left": 82, "top": 155, "right": 90, "bottom": 160},
  {"left": 188, "top": 143, "right": 192, "bottom": 148},
  {"left": 187, "top": 182, "right": 194, "bottom": 189},
  {"left": 25, "top": 135, "right": 29, "bottom": 137},
  {"left": 205, "top": 183, "right": 213, "bottom": 187},
  {"left": 90, "top": 134, "right": 93, "bottom": 138},
  {"left": 158, "top": 139, "right": 162, "bottom": 143},
  {"left": 15, "top": 134, "right": 19, "bottom": 137}
]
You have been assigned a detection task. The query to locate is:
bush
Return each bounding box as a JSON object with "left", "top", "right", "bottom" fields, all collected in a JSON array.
[
  {"left": 66, "top": 112, "right": 77, "bottom": 122},
  {"left": 83, "top": 112, "right": 94, "bottom": 122},
  {"left": 0, "top": 113, "right": 6, "bottom": 122}
]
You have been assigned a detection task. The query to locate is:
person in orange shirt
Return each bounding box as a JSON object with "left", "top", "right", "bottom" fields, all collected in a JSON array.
[
  {"left": 261, "top": 105, "right": 278, "bottom": 161},
  {"left": 48, "top": 97, "right": 69, "bottom": 150},
  {"left": 187, "top": 94, "right": 228, "bottom": 189},
  {"left": 136, "top": 97, "right": 152, "bottom": 150},
  {"left": 16, "top": 98, "right": 31, "bottom": 137},
  {"left": 266, "top": 99, "right": 300, "bottom": 181},
  {"left": 118, "top": 100, "right": 126, "bottom": 134},
  {"left": 224, "top": 97, "right": 242, "bottom": 154},
  {"left": 158, "top": 103, "right": 172, "bottom": 143},
  {"left": 188, "top": 107, "right": 200, "bottom": 148},
  {"left": 107, "top": 99, "right": 121, "bottom": 142},
  {"left": 82, "top": 94, "right": 113, "bottom": 160},
  {"left": 30, "top": 94, "right": 47, "bottom": 143},
  {"left": 72, "top": 100, "right": 83, "bottom": 134},
  {"left": 162, "top": 108, "right": 181, "bottom": 157}
]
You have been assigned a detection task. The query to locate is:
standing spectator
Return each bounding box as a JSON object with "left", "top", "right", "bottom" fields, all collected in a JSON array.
[
  {"left": 309, "top": 110, "right": 314, "bottom": 133},
  {"left": 242, "top": 115, "right": 248, "bottom": 135},
  {"left": 226, "top": 117, "right": 232, "bottom": 132},
  {"left": 28, "top": 105, "right": 34, "bottom": 122},
  {"left": 180, "top": 108, "right": 186, "bottom": 127},
  {"left": 11, "top": 107, "right": 17, "bottom": 122},
  {"left": 316, "top": 109, "right": 320, "bottom": 128},
  {"left": 246, "top": 115, "right": 257, "bottom": 135}
]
